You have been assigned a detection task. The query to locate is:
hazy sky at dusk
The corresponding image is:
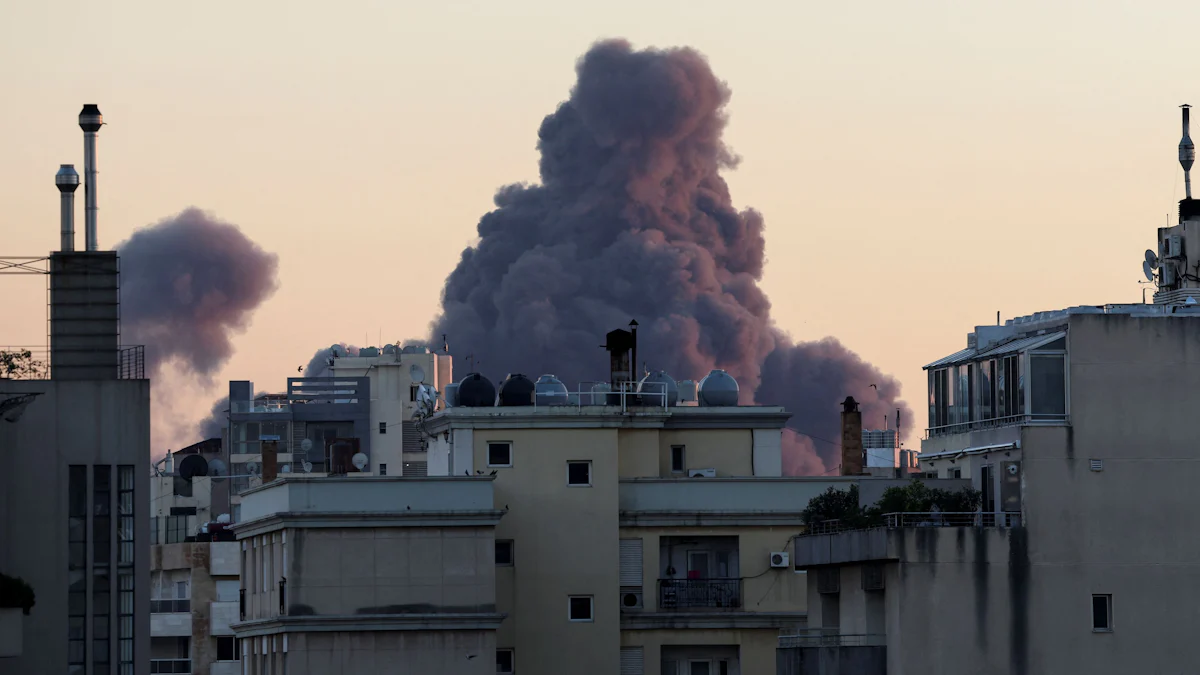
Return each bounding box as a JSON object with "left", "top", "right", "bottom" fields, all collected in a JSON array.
[{"left": 1, "top": 1, "right": 1195, "bottom": 450}]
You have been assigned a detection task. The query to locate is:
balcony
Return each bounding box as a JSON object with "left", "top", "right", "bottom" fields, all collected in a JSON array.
[
  {"left": 150, "top": 603, "right": 192, "bottom": 637},
  {"left": 151, "top": 599, "right": 191, "bottom": 613},
  {"left": 777, "top": 630, "right": 886, "bottom": 675},
  {"left": 925, "top": 413, "right": 1068, "bottom": 439},
  {"left": 150, "top": 659, "right": 192, "bottom": 674},
  {"left": 0, "top": 345, "right": 144, "bottom": 380},
  {"left": 657, "top": 578, "right": 742, "bottom": 610},
  {"left": 794, "top": 512, "right": 1022, "bottom": 568}
]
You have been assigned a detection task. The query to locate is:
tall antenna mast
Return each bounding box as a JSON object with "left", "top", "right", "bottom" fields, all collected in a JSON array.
[{"left": 1181, "top": 104, "right": 1194, "bottom": 200}]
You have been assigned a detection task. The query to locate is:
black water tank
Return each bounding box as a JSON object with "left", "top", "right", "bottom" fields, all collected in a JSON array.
[
  {"left": 498, "top": 373, "right": 535, "bottom": 406},
  {"left": 457, "top": 373, "right": 496, "bottom": 407}
]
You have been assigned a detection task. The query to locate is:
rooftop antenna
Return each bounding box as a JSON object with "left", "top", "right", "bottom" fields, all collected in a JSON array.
[{"left": 1181, "top": 104, "right": 1194, "bottom": 200}]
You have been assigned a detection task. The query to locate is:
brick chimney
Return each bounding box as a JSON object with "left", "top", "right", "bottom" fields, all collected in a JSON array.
[{"left": 840, "top": 396, "right": 864, "bottom": 476}]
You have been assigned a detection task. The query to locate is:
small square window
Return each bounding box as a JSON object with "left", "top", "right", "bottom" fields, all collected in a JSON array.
[
  {"left": 671, "top": 446, "right": 685, "bottom": 473},
  {"left": 488, "top": 443, "right": 512, "bottom": 467},
  {"left": 217, "top": 636, "right": 240, "bottom": 661},
  {"left": 379, "top": 464, "right": 387, "bottom": 476},
  {"left": 495, "top": 540, "right": 514, "bottom": 566},
  {"left": 496, "top": 648, "right": 514, "bottom": 673},
  {"left": 568, "top": 595, "right": 594, "bottom": 622},
  {"left": 567, "top": 461, "right": 592, "bottom": 486},
  {"left": 379, "top": 422, "right": 387, "bottom": 434},
  {"left": 1092, "top": 594, "right": 1112, "bottom": 632}
]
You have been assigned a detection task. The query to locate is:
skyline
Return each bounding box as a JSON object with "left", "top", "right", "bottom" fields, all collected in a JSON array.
[{"left": 2, "top": 1, "right": 1196, "bottom": 456}]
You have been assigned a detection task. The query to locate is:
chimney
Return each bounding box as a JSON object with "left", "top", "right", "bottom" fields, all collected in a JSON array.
[
  {"left": 603, "top": 326, "right": 634, "bottom": 388},
  {"left": 78, "top": 104, "right": 103, "bottom": 251},
  {"left": 840, "top": 396, "right": 864, "bottom": 476},
  {"left": 629, "top": 319, "right": 639, "bottom": 381},
  {"left": 55, "top": 165, "right": 79, "bottom": 252},
  {"left": 261, "top": 440, "right": 279, "bottom": 483}
]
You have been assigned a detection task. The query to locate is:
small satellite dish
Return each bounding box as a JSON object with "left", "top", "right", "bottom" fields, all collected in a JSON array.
[
  {"left": 1146, "top": 249, "right": 1159, "bottom": 270},
  {"left": 410, "top": 364, "right": 426, "bottom": 384},
  {"left": 246, "top": 461, "right": 261, "bottom": 476},
  {"left": 1187, "top": 297, "right": 1198, "bottom": 305},
  {"left": 352, "top": 452, "right": 368, "bottom": 471},
  {"left": 302, "top": 461, "right": 313, "bottom": 474},
  {"left": 280, "top": 464, "right": 292, "bottom": 473},
  {"left": 208, "top": 458, "right": 228, "bottom": 484},
  {"left": 331, "top": 344, "right": 346, "bottom": 358},
  {"left": 178, "top": 455, "right": 209, "bottom": 481},
  {"left": 1143, "top": 260, "right": 1155, "bottom": 282},
  {"left": 300, "top": 438, "right": 313, "bottom": 453}
]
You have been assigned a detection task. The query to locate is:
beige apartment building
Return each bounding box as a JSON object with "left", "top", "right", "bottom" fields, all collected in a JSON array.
[{"left": 788, "top": 305, "right": 1200, "bottom": 675}]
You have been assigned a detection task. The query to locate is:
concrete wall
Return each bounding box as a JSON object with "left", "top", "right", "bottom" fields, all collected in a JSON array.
[
  {"left": 657, "top": 429, "right": 753, "bottom": 477},
  {"left": 475, "top": 427, "right": 621, "bottom": 675},
  {"left": 620, "top": 477, "right": 852, "bottom": 515},
  {"left": 0, "top": 379, "right": 150, "bottom": 675},
  {"left": 237, "top": 476, "right": 494, "bottom": 523},
  {"left": 280, "top": 629, "right": 494, "bottom": 675}
]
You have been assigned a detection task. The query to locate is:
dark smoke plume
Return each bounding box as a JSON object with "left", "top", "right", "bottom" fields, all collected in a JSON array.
[
  {"left": 119, "top": 207, "right": 280, "bottom": 379},
  {"left": 303, "top": 343, "right": 360, "bottom": 377},
  {"left": 431, "top": 39, "right": 910, "bottom": 473}
]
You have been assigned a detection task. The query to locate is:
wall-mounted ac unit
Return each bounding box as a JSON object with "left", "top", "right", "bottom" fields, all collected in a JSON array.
[
  {"left": 620, "top": 589, "right": 643, "bottom": 610},
  {"left": 1168, "top": 234, "right": 1183, "bottom": 258},
  {"left": 688, "top": 468, "right": 716, "bottom": 478},
  {"left": 770, "top": 551, "right": 790, "bottom": 568}
]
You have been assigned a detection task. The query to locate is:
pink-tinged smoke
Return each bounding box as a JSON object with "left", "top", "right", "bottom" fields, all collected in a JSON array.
[{"left": 430, "top": 39, "right": 911, "bottom": 473}]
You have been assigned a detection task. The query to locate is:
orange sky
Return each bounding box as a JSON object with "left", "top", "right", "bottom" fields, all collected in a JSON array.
[{"left": 1, "top": 0, "right": 1193, "bottom": 451}]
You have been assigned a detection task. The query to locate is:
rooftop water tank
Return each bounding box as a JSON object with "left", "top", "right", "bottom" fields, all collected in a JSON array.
[
  {"left": 443, "top": 382, "right": 460, "bottom": 408},
  {"left": 637, "top": 371, "right": 678, "bottom": 407},
  {"left": 677, "top": 379, "right": 698, "bottom": 403},
  {"left": 698, "top": 369, "right": 739, "bottom": 406},
  {"left": 382, "top": 344, "right": 399, "bottom": 355},
  {"left": 534, "top": 374, "right": 569, "bottom": 406},
  {"left": 402, "top": 345, "right": 431, "bottom": 354},
  {"left": 457, "top": 373, "right": 496, "bottom": 407},
  {"left": 589, "top": 382, "right": 612, "bottom": 405},
  {"left": 359, "top": 346, "right": 379, "bottom": 357},
  {"left": 498, "top": 373, "right": 535, "bottom": 406}
]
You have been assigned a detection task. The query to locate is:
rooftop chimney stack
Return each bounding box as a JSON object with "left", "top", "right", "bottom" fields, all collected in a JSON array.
[
  {"left": 55, "top": 164, "right": 79, "bottom": 252},
  {"left": 78, "top": 104, "right": 103, "bottom": 251},
  {"left": 840, "top": 396, "right": 864, "bottom": 476}
]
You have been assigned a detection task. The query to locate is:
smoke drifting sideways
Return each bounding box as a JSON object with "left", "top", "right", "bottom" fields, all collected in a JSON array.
[
  {"left": 430, "top": 39, "right": 911, "bottom": 474},
  {"left": 119, "top": 207, "right": 280, "bottom": 380}
]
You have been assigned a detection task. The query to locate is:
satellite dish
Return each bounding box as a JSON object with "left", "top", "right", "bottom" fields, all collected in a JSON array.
[
  {"left": 246, "top": 461, "right": 261, "bottom": 476},
  {"left": 1146, "top": 249, "right": 1159, "bottom": 270},
  {"left": 1144, "top": 260, "right": 1155, "bottom": 282},
  {"left": 208, "top": 458, "right": 228, "bottom": 483},
  {"left": 1187, "top": 297, "right": 1198, "bottom": 305},
  {"left": 178, "top": 455, "right": 209, "bottom": 481},
  {"left": 280, "top": 464, "right": 292, "bottom": 473},
  {"left": 352, "top": 452, "right": 368, "bottom": 471},
  {"left": 410, "top": 364, "right": 426, "bottom": 384},
  {"left": 302, "top": 461, "right": 313, "bottom": 474},
  {"left": 300, "top": 438, "right": 313, "bottom": 453}
]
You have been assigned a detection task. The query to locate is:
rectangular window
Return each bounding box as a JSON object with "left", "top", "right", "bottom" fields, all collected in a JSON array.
[
  {"left": 118, "top": 466, "right": 134, "bottom": 565},
  {"left": 379, "top": 422, "right": 387, "bottom": 434},
  {"left": 379, "top": 463, "right": 387, "bottom": 476},
  {"left": 410, "top": 385, "right": 419, "bottom": 402},
  {"left": 496, "top": 648, "right": 514, "bottom": 674},
  {"left": 1030, "top": 353, "right": 1066, "bottom": 417},
  {"left": 670, "top": 446, "right": 685, "bottom": 473},
  {"left": 166, "top": 516, "right": 187, "bottom": 544},
  {"left": 94, "top": 465, "right": 112, "bottom": 564},
  {"left": 217, "top": 636, "right": 241, "bottom": 661},
  {"left": 568, "top": 595, "right": 594, "bottom": 622},
  {"left": 495, "top": 540, "right": 514, "bottom": 566},
  {"left": 488, "top": 442, "right": 512, "bottom": 467},
  {"left": 69, "top": 464, "right": 88, "bottom": 675},
  {"left": 567, "top": 461, "right": 592, "bottom": 486},
  {"left": 1092, "top": 594, "right": 1112, "bottom": 632},
  {"left": 118, "top": 572, "right": 134, "bottom": 674}
]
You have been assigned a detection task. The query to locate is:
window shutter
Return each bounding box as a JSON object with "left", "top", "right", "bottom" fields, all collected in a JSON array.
[
  {"left": 619, "top": 539, "right": 643, "bottom": 587},
  {"left": 620, "top": 647, "right": 644, "bottom": 675}
]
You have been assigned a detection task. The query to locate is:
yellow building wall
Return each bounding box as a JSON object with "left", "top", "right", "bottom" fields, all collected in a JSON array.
[
  {"left": 618, "top": 429, "right": 661, "bottom": 478},
  {"left": 658, "top": 430, "right": 754, "bottom": 477},
  {"left": 476, "top": 428, "right": 621, "bottom": 675},
  {"left": 620, "top": 628, "right": 783, "bottom": 675}
]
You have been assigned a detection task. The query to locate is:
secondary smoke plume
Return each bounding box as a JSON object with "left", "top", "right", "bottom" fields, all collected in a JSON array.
[
  {"left": 119, "top": 207, "right": 280, "bottom": 379},
  {"left": 432, "top": 39, "right": 910, "bottom": 473},
  {"left": 303, "top": 343, "right": 360, "bottom": 377}
]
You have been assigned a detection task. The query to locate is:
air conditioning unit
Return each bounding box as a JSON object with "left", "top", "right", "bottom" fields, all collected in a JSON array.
[
  {"left": 769, "top": 551, "right": 790, "bottom": 568},
  {"left": 620, "top": 589, "right": 643, "bottom": 610},
  {"left": 688, "top": 468, "right": 716, "bottom": 478},
  {"left": 1168, "top": 234, "right": 1183, "bottom": 258},
  {"left": 1162, "top": 262, "right": 1178, "bottom": 286}
]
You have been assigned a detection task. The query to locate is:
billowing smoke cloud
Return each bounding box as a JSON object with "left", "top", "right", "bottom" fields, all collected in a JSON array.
[
  {"left": 431, "top": 39, "right": 911, "bottom": 473},
  {"left": 119, "top": 207, "right": 280, "bottom": 379},
  {"left": 303, "top": 343, "right": 360, "bottom": 377}
]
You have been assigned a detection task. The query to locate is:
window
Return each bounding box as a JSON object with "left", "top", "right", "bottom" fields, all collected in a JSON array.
[
  {"left": 951, "top": 467, "right": 962, "bottom": 479},
  {"left": 410, "top": 385, "right": 419, "bottom": 402},
  {"left": 1030, "top": 353, "right": 1066, "bottom": 417},
  {"left": 166, "top": 516, "right": 187, "bottom": 544},
  {"left": 567, "top": 461, "right": 592, "bottom": 486},
  {"left": 495, "top": 540, "right": 514, "bottom": 566},
  {"left": 568, "top": 595, "right": 594, "bottom": 622},
  {"left": 488, "top": 442, "right": 512, "bottom": 467},
  {"left": 1092, "top": 594, "right": 1112, "bottom": 632},
  {"left": 379, "top": 422, "right": 387, "bottom": 434},
  {"left": 379, "top": 463, "right": 387, "bottom": 476},
  {"left": 217, "top": 636, "right": 240, "bottom": 661},
  {"left": 670, "top": 446, "right": 685, "bottom": 473},
  {"left": 496, "top": 648, "right": 514, "bottom": 674}
]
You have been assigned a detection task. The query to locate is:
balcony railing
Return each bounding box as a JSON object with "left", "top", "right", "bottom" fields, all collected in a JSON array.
[
  {"left": 657, "top": 578, "right": 742, "bottom": 610},
  {"left": 925, "top": 413, "right": 1068, "bottom": 438},
  {"left": 883, "top": 511, "right": 1022, "bottom": 528},
  {"left": 150, "top": 658, "right": 191, "bottom": 674},
  {"left": 150, "top": 599, "right": 191, "bottom": 613},
  {"left": 779, "top": 629, "right": 886, "bottom": 648},
  {"left": 0, "top": 345, "right": 145, "bottom": 380}
]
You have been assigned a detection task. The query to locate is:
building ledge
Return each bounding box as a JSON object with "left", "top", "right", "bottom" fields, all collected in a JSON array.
[
  {"left": 620, "top": 511, "right": 807, "bottom": 527},
  {"left": 232, "top": 509, "right": 507, "bottom": 538},
  {"left": 620, "top": 611, "right": 806, "bottom": 631},
  {"left": 231, "top": 612, "right": 507, "bottom": 637}
]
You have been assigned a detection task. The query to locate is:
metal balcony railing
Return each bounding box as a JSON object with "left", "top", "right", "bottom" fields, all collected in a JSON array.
[
  {"left": 779, "top": 629, "right": 886, "bottom": 648},
  {"left": 150, "top": 598, "right": 191, "bottom": 613},
  {"left": 149, "top": 658, "right": 192, "bottom": 674},
  {"left": 882, "top": 512, "right": 1022, "bottom": 528},
  {"left": 0, "top": 345, "right": 145, "bottom": 380},
  {"left": 925, "top": 413, "right": 1068, "bottom": 438},
  {"left": 657, "top": 578, "right": 742, "bottom": 610}
]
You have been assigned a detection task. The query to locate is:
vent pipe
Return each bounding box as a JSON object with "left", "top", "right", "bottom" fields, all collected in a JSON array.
[
  {"left": 78, "top": 104, "right": 103, "bottom": 251},
  {"left": 55, "top": 165, "right": 79, "bottom": 252}
]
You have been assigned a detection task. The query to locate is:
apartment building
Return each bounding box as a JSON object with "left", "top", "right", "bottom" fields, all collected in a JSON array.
[
  {"left": 228, "top": 475, "right": 503, "bottom": 674},
  {"left": 418, "top": 358, "right": 846, "bottom": 675},
  {"left": 149, "top": 539, "right": 241, "bottom": 675}
]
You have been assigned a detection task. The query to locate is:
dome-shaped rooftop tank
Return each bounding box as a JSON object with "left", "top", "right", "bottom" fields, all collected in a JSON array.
[
  {"left": 698, "top": 369, "right": 739, "bottom": 406},
  {"left": 589, "top": 382, "right": 612, "bottom": 405},
  {"left": 637, "top": 371, "right": 678, "bottom": 407},
  {"left": 498, "top": 373, "right": 535, "bottom": 406},
  {"left": 443, "top": 382, "right": 460, "bottom": 408},
  {"left": 534, "top": 374, "right": 569, "bottom": 406},
  {"left": 457, "top": 373, "right": 496, "bottom": 407}
]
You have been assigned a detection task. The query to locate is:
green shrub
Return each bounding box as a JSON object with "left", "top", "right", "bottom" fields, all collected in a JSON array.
[{"left": 0, "top": 574, "right": 35, "bottom": 615}]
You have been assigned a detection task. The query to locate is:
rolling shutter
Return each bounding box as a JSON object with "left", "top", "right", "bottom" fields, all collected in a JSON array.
[
  {"left": 620, "top": 647, "right": 644, "bottom": 675},
  {"left": 619, "top": 539, "right": 643, "bottom": 587}
]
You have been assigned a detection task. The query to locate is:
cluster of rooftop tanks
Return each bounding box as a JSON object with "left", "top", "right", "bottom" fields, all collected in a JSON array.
[{"left": 443, "top": 369, "right": 742, "bottom": 408}]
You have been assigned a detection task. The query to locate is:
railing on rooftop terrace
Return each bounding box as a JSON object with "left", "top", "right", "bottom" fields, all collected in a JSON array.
[
  {"left": 0, "top": 345, "right": 145, "bottom": 380},
  {"left": 925, "top": 413, "right": 1068, "bottom": 438},
  {"left": 778, "top": 629, "right": 887, "bottom": 648},
  {"left": 803, "top": 511, "right": 1022, "bottom": 537}
]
